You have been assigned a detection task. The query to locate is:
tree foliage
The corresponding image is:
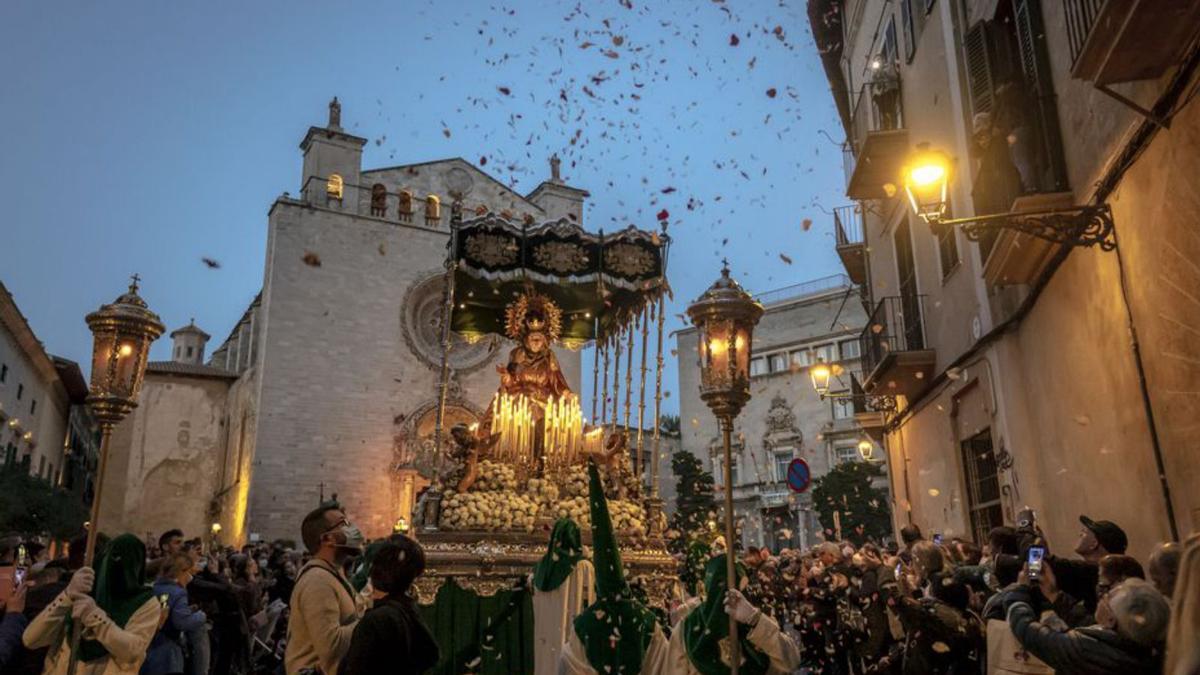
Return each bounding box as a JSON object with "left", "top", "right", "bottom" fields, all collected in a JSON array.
[
  {"left": 667, "top": 449, "right": 717, "bottom": 554},
  {"left": 810, "top": 461, "right": 892, "bottom": 546},
  {"left": 0, "top": 466, "right": 89, "bottom": 540}
]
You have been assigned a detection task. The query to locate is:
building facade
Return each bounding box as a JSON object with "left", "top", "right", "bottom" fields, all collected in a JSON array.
[
  {"left": 102, "top": 100, "right": 586, "bottom": 545},
  {"left": 676, "top": 275, "right": 880, "bottom": 551},
  {"left": 809, "top": 0, "right": 1200, "bottom": 554},
  {"left": 1, "top": 283, "right": 74, "bottom": 485}
]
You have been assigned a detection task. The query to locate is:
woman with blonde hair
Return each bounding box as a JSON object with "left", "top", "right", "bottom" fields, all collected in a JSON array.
[{"left": 1165, "top": 534, "right": 1200, "bottom": 675}]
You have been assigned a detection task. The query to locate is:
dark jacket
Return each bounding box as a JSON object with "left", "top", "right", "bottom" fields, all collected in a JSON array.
[
  {"left": 340, "top": 594, "right": 439, "bottom": 675},
  {"left": 892, "top": 579, "right": 983, "bottom": 675},
  {"left": 0, "top": 611, "right": 28, "bottom": 669},
  {"left": 1047, "top": 556, "right": 1100, "bottom": 613},
  {"left": 1004, "top": 585, "right": 1162, "bottom": 675}
]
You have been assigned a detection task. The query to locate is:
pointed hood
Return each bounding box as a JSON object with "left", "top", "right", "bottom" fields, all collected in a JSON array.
[{"left": 572, "top": 460, "right": 658, "bottom": 674}]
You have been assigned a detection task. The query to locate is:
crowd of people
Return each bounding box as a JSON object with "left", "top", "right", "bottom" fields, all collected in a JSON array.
[
  {"left": 725, "top": 515, "right": 1199, "bottom": 674},
  {"left": 1, "top": 502, "right": 1198, "bottom": 674}
]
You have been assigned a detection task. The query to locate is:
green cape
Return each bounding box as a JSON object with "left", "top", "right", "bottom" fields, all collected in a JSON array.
[
  {"left": 73, "top": 534, "right": 155, "bottom": 662},
  {"left": 571, "top": 461, "right": 658, "bottom": 675},
  {"left": 680, "top": 554, "right": 770, "bottom": 675},
  {"left": 349, "top": 541, "right": 386, "bottom": 592},
  {"left": 533, "top": 518, "right": 584, "bottom": 592}
]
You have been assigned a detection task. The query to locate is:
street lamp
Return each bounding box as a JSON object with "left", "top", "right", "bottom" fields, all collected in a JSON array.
[
  {"left": 900, "top": 143, "right": 1115, "bottom": 250},
  {"left": 857, "top": 439, "right": 874, "bottom": 461},
  {"left": 70, "top": 275, "right": 163, "bottom": 675},
  {"left": 810, "top": 359, "right": 833, "bottom": 398},
  {"left": 687, "top": 261, "right": 763, "bottom": 675}
]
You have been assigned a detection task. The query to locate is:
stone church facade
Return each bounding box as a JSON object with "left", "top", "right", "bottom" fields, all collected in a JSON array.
[{"left": 101, "top": 100, "right": 584, "bottom": 545}]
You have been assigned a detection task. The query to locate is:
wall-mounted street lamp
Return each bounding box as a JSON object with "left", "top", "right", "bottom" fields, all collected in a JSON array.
[
  {"left": 857, "top": 439, "right": 875, "bottom": 461},
  {"left": 902, "top": 144, "right": 1115, "bottom": 250},
  {"left": 808, "top": 358, "right": 897, "bottom": 411}
]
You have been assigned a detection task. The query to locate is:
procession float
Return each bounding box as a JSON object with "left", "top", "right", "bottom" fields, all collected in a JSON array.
[{"left": 408, "top": 203, "right": 677, "bottom": 673}]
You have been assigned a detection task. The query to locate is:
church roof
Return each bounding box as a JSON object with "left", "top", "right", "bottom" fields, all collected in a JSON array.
[
  {"left": 147, "top": 361, "right": 239, "bottom": 380},
  {"left": 170, "top": 319, "right": 210, "bottom": 340},
  {"left": 363, "top": 156, "right": 589, "bottom": 207}
]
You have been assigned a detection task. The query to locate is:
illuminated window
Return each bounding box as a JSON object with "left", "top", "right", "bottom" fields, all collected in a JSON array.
[
  {"left": 326, "top": 174, "right": 344, "bottom": 201},
  {"left": 425, "top": 194, "right": 441, "bottom": 223}
]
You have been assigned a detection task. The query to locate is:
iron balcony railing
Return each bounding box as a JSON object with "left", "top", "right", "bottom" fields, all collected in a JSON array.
[
  {"left": 753, "top": 274, "right": 851, "bottom": 306},
  {"left": 860, "top": 295, "right": 927, "bottom": 378},
  {"left": 1063, "top": 0, "right": 1105, "bottom": 66},
  {"left": 848, "top": 73, "right": 905, "bottom": 156},
  {"left": 834, "top": 205, "right": 864, "bottom": 246}
]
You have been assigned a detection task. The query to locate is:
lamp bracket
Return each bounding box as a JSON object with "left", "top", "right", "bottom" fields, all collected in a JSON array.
[{"left": 941, "top": 204, "right": 1115, "bottom": 251}]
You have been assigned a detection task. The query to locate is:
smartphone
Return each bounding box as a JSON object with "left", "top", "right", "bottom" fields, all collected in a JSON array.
[
  {"left": 894, "top": 562, "right": 903, "bottom": 578},
  {"left": 1027, "top": 546, "right": 1046, "bottom": 581},
  {"left": 932, "top": 533, "right": 943, "bottom": 545}
]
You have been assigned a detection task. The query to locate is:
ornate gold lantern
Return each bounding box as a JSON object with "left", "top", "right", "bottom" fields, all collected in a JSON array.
[
  {"left": 686, "top": 263, "right": 762, "bottom": 675},
  {"left": 85, "top": 276, "right": 165, "bottom": 426}
]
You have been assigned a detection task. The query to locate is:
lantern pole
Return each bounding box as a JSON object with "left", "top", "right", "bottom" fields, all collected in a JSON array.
[
  {"left": 70, "top": 275, "right": 164, "bottom": 675},
  {"left": 591, "top": 319, "right": 600, "bottom": 424},
  {"left": 600, "top": 339, "right": 610, "bottom": 425},
  {"left": 610, "top": 328, "right": 622, "bottom": 433},
  {"left": 623, "top": 322, "right": 634, "bottom": 437},
  {"left": 432, "top": 200, "right": 463, "bottom": 489},
  {"left": 650, "top": 296, "right": 665, "bottom": 499}
]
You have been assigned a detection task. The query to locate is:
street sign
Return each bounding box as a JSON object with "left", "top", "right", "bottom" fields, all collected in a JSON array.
[{"left": 786, "top": 458, "right": 812, "bottom": 493}]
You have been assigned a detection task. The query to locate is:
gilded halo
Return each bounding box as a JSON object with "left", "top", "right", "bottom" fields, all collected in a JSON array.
[{"left": 504, "top": 292, "right": 563, "bottom": 343}]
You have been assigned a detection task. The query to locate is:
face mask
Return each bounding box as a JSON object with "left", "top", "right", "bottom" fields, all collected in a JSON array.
[{"left": 337, "top": 523, "right": 365, "bottom": 552}]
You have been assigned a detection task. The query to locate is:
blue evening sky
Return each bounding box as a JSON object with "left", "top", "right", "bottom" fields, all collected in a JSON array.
[{"left": 1, "top": 0, "right": 848, "bottom": 415}]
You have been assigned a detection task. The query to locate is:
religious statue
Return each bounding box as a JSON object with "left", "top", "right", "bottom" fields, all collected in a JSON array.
[{"left": 496, "top": 292, "right": 571, "bottom": 405}]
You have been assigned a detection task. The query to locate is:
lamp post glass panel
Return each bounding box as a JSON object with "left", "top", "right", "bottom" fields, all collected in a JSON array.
[
  {"left": 903, "top": 148, "right": 951, "bottom": 224},
  {"left": 686, "top": 264, "right": 763, "bottom": 675},
  {"left": 810, "top": 359, "right": 833, "bottom": 398}
]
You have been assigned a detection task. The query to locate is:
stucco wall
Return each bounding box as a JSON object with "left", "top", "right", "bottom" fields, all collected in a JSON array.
[{"left": 102, "top": 373, "right": 230, "bottom": 541}]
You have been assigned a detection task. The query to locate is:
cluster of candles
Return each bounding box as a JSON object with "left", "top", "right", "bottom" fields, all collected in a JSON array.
[{"left": 487, "top": 391, "right": 606, "bottom": 474}]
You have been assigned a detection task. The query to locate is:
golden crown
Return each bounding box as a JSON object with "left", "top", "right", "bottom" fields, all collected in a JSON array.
[{"left": 504, "top": 292, "right": 563, "bottom": 343}]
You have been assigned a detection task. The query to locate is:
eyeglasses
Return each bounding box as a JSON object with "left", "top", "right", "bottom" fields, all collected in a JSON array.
[{"left": 322, "top": 518, "right": 349, "bottom": 535}]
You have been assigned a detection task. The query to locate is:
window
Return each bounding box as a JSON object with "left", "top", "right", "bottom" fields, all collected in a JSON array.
[
  {"left": 370, "top": 183, "right": 387, "bottom": 217},
  {"left": 715, "top": 455, "right": 740, "bottom": 486},
  {"left": 30, "top": 399, "right": 36, "bottom": 415},
  {"left": 769, "top": 353, "right": 788, "bottom": 373},
  {"left": 186, "top": 346, "right": 194, "bottom": 358},
  {"left": 750, "top": 357, "right": 767, "bottom": 377},
  {"left": 425, "top": 194, "right": 442, "bottom": 222},
  {"left": 326, "top": 174, "right": 344, "bottom": 201},
  {"left": 832, "top": 395, "right": 854, "bottom": 420},
  {"left": 813, "top": 344, "right": 835, "bottom": 364},
  {"left": 773, "top": 450, "right": 794, "bottom": 482},
  {"left": 0, "top": 364, "right": 6, "bottom": 382},
  {"left": 38, "top": 455, "right": 46, "bottom": 479},
  {"left": 835, "top": 444, "right": 860, "bottom": 464},
  {"left": 790, "top": 349, "right": 811, "bottom": 368},
  {"left": 174, "top": 346, "right": 181, "bottom": 359},
  {"left": 961, "top": 428, "right": 1004, "bottom": 544},
  {"left": 839, "top": 339, "right": 861, "bottom": 360},
  {"left": 936, "top": 222, "right": 960, "bottom": 278},
  {"left": 17, "top": 384, "right": 23, "bottom": 400}
]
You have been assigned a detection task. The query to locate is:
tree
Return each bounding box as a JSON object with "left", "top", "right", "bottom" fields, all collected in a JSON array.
[
  {"left": 0, "top": 466, "right": 89, "bottom": 540},
  {"left": 667, "top": 449, "right": 717, "bottom": 554},
  {"left": 658, "top": 414, "right": 681, "bottom": 436},
  {"left": 811, "top": 460, "right": 892, "bottom": 546}
]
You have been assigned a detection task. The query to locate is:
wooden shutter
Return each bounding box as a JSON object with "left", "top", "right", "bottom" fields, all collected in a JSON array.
[
  {"left": 964, "top": 21, "right": 997, "bottom": 117},
  {"left": 1011, "top": 0, "right": 1069, "bottom": 191}
]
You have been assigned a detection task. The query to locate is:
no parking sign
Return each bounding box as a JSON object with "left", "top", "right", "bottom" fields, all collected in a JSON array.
[{"left": 786, "top": 458, "right": 811, "bottom": 493}]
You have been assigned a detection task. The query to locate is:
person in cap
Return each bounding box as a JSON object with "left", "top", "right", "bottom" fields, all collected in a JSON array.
[
  {"left": 23, "top": 533, "right": 163, "bottom": 675},
  {"left": 532, "top": 517, "right": 594, "bottom": 675},
  {"left": 1048, "top": 514, "right": 1130, "bottom": 615},
  {"left": 661, "top": 553, "right": 801, "bottom": 675},
  {"left": 559, "top": 461, "right": 668, "bottom": 675}
]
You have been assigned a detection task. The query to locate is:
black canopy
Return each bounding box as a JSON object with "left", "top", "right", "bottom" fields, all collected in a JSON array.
[{"left": 450, "top": 214, "right": 668, "bottom": 346}]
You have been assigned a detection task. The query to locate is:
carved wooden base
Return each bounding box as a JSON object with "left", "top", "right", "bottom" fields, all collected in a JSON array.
[{"left": 411, "top": 529, "right": 677, "bottom": 607}]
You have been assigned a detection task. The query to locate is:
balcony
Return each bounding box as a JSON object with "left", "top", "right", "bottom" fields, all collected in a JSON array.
[
  {"left": 859, "top": 296, "right": 936, "bottom": 399},
  {"left": 1067, "top": 0, "right": 1200, "bottom": 86},
  {"left": 834, "top": 205, "right": 868, "bottom": 285},
  {"left": 850, "top": 372, "right": 887, "bottom": 441},
  {"left": 846, "top": 76, "right": 909, "bottom": 200}
]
